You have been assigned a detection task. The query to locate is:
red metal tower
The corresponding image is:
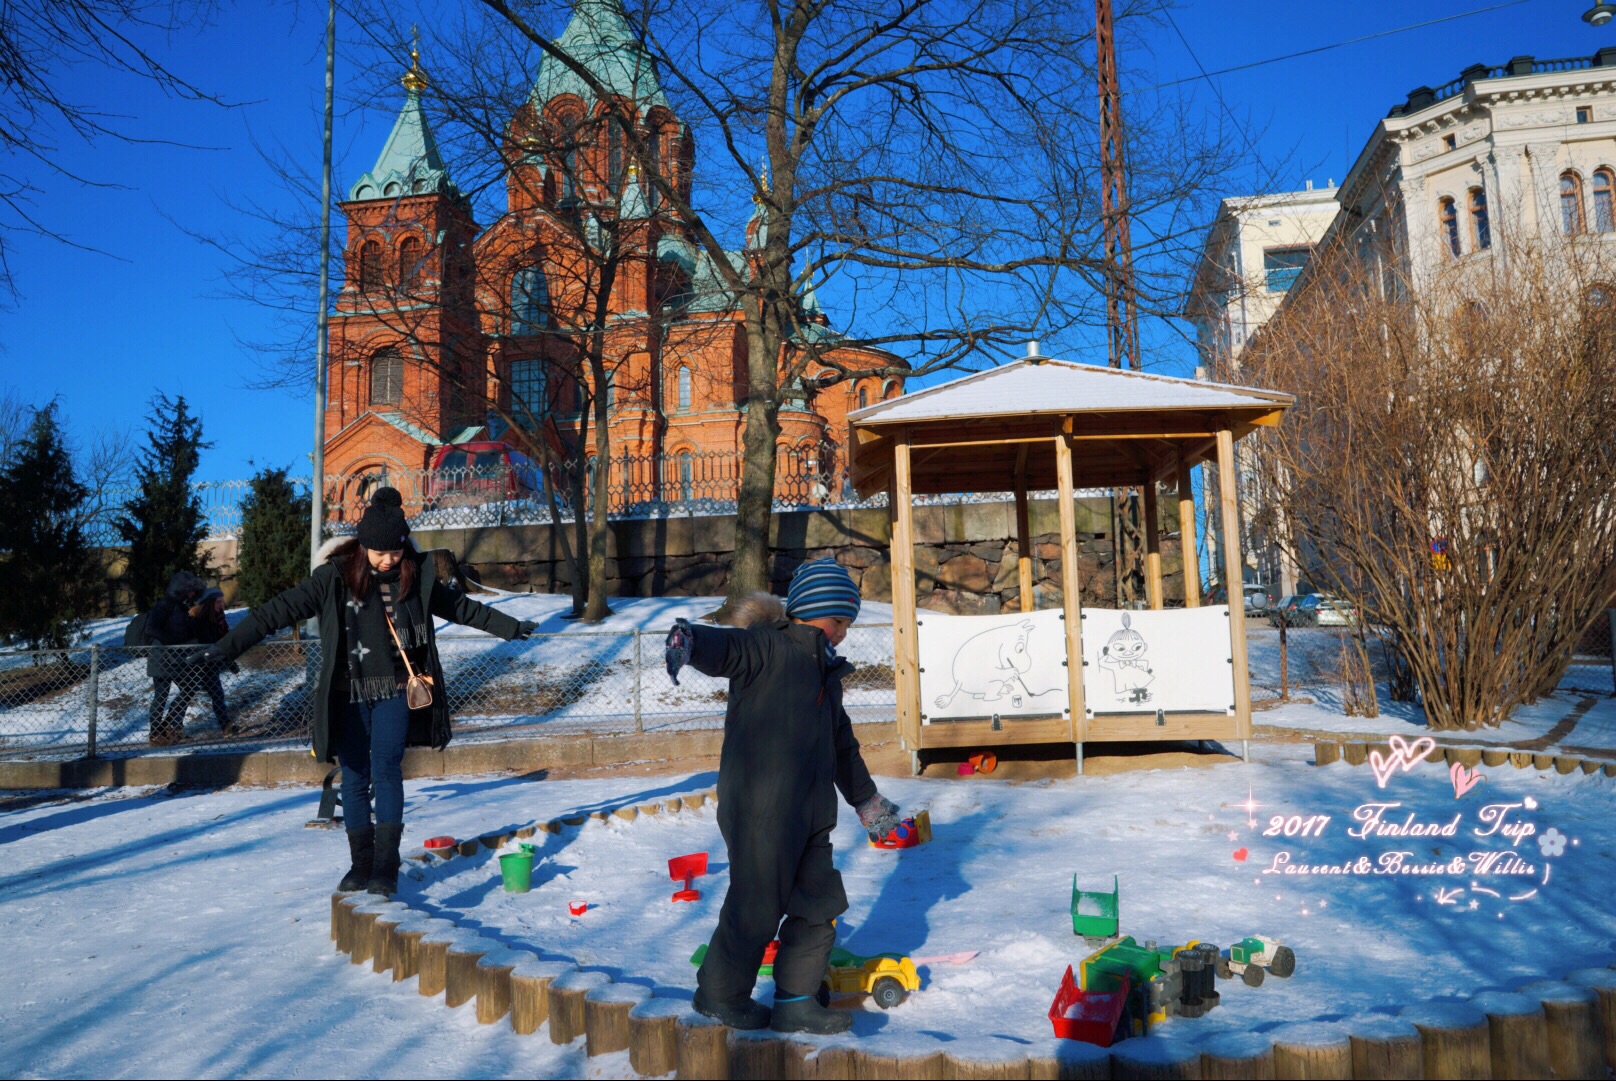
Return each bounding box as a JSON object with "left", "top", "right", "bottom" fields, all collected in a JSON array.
[{"left": 1095, "top": 0, "right": 1141, "bottom": 372}]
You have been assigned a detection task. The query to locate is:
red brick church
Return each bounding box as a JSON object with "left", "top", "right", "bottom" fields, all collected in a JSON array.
[{"left": 322, "top": 0, "right": 903, "bottom": 510}]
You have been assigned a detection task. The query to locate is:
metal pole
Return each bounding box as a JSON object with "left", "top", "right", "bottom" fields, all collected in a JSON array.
[
  {"left": 632, "top": 631, "right": 643, "bottom": 732},
  {"left": 85, "top": 645, "right": 99, "bottom": 758},
  {"left": 309, "top": 0, "right": 336, "bottom": 570}
]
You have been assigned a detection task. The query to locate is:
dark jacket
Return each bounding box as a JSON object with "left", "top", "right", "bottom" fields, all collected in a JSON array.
[
  {"left": 687, "top": 605, "right": 876, "bottom": 919},
  {"left": 146, "top": 572, "right": 210, "bottom": 680},
  {"left": 214, "top": 544, "right": 522, "bottom": 762}
]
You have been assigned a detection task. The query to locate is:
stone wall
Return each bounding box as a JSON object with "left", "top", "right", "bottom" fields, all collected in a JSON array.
[{"left": 414, "top": 496, "right": 1185, "bottom": 613}]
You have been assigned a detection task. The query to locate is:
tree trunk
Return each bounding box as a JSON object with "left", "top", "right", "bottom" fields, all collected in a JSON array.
[
  {"left": 724, "top": 357, "right": 782, "bottom": 618},
  {"left": 583, "top": 356, "right": 614, "bottom": 622}
]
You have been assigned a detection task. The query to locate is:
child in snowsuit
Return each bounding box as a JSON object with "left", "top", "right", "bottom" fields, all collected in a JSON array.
[{"left": 665, "top": 560, "right": 902, "bottom": 1035}]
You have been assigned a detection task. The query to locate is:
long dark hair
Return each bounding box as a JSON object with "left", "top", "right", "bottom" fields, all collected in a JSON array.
[{"left": 334, "top": 538, "right": 417, "bottom": 602}]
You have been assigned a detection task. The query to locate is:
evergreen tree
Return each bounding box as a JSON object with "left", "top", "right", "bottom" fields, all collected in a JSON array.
[
  {"left": 0, "top": 404, "right": 102, "bottom": 648},
  {"left": 116, "top": 394, "right": 213, "bottom": 610},
  {"left": 236, "top": 467, "right": 310, "bottom": 607}
]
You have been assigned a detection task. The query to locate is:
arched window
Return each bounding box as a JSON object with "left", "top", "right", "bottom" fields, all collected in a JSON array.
[
  {"left": 678, "top": 450, "right": 693, "bottom": 501},
  {"left": 1561, "top": 172, "right": 1587, "bottom": 234},
  {"left": 1594, "top": 169, "right": 1615, "bottom": 233},
  {"left": 358, "top": 238, "right": 383, "bottom": 292},
  {"left": 1468, "top": 188, "right": 1490, "bottom": 251},
  {"left": 604, "top": 370, "right": 617, "bottom": 410},
  {"left": 857, "top": 386, "right": 869, "bottom": 409},
  {"left": 645, "top": 128, "right": 661, "bottom": 209},
  {"left": 398, "top": 235, "right": 423, "bottom": 290},
  {"left": 1438, "top": 197, "right": 1461, "bottom": 257},
  {"left": 510, "top": 359, "right": 547, "bottom": 421},
  {"left": 607, "top": 118, "right": 625, "bottom": 195},
  {"left": 677, "top": 366, "right": 692, "bottom": 411},
  {"left": 559, "top": 115, "right": 581, "bottom": 201},
  {"left": 369, "top": 349, "right": 403, "bottom": 406},
  {"left": 511, "top": 266, "right": 550, "bottom": 335},
  {"left": 883, "top": 379, "right": 899, "bottom": 400}
]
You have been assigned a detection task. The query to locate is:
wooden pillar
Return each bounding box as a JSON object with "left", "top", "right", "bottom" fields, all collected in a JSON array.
[
  {"left": 1015, "top": 445, "right": 1034, "bottom": 612},
  {"left": 1142, "top": 475, "right": 1163, "bottom": 609},
  {"left": 1054, "top": 430, "right": 1087, "bottom": 767},
  {"left": 1215, "top": 427, "right": 1253, "bottom": 755},
  {"left": 890, "top": 431, "right": 923, "bottom": 762},
  {"left": 1177, "top": 455, "right": 1200, "bottom": 607}
]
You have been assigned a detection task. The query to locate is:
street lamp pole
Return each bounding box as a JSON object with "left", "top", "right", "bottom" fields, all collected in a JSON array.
[{"left": 309, "top": 0, "right": 336, "bottom": 570}]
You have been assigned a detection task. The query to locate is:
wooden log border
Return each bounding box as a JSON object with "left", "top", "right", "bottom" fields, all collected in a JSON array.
[
  {"left": 1313, "top": 740, "right": 1616, "bottom": 780},
  {"left": 325, "top": 786, "right": 1616, "bottom": 1079}
]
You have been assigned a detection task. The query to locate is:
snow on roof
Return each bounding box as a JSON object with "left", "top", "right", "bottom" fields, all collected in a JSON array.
[{"left": 848, "top": 357, "right": 1291, "bottom": 425}]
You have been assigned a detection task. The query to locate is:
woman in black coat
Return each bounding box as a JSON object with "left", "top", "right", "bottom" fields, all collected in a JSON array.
[
  {"left": 204, "top": 488, "right": 536, "bottom": 895},
  {"left": 146, "top": 571, "right": 209, "bottom": 745}
]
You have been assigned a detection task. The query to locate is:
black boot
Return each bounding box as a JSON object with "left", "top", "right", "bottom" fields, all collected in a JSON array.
[
  {"left": 770, "top": 995, "right": 852, "bottom": 1035},
  {"left": 367, "top": 822, "right": 403, "bottom": 896},
  {"left": 338, "top": 827, "right": 374, "bottom": 892},
  {"left": 692, "top": 989, "right": 771, "bottom": 1030}
]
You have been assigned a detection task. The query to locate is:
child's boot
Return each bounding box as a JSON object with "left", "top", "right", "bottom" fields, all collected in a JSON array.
[
  {"left": 771, "top": 994, "right": 852, "bottom": 1034},
  {"left": 692, "top": 990, "right": 770, "bottom": 1030}
]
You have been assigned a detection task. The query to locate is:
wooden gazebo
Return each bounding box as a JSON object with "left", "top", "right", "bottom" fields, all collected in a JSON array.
[{"left": 847, "top": 349, "right": 1292, "bottom": 773}]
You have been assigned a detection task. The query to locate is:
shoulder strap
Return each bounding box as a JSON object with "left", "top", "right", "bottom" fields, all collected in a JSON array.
[{"left": 383, "top": 611, "right": 421, "bottom": 682}]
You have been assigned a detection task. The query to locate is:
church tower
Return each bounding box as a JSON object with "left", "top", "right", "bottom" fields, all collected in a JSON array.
[{"left": 324, "top": 43, "right": 486, "bottom": 488}]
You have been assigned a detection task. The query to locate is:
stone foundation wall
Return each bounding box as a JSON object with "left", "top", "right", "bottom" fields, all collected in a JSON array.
[{"left": 414, "top": 496, "right": 1185, "bottom": 612}]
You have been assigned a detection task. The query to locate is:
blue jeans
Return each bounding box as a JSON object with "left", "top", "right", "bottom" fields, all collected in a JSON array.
[{"left": 336, "top": 694, "right": 410, "bottom": 827}]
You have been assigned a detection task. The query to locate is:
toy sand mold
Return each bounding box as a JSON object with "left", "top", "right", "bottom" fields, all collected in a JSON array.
[{"left": 846, "top": 345, "right": 1292, "bottom": 774}]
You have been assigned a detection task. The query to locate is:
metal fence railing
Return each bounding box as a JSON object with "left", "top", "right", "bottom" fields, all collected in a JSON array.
[{"left": 0, "top": 625, "right": 898, "bottom": 760}]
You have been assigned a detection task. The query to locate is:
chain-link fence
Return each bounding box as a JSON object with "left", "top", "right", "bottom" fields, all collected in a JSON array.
[{"left": 0, "top": 625, "right": 898, "bottom": 760}]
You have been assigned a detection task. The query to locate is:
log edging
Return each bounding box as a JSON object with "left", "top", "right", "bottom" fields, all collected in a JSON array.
[{"left": 1314, "top": 739, "right": 1616, "bottom": 780}]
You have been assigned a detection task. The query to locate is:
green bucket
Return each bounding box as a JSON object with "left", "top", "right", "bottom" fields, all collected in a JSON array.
[{"left": 499, "top": 851, "right": 535, "bottom": 893}]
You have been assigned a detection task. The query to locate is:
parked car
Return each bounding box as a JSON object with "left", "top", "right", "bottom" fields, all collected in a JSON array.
[
  {"left": 1268, "top": 594, "right": 1320, "bottom": 627},
  {"left": 427, "top": 441, "right": 542, "bottom": 507},
  {"left": 1313, "top": 595, "right": 1360, "bottom": 628},
  {"left": 1207, "top": 584, "right": 1272, "bottom": 616}
]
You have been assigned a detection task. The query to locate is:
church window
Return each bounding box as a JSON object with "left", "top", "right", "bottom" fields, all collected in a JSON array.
[
  {"left": 510, "top": 359, "right": 548, "bottom": 422},
  {"left": 677, "top": 366, "right": 692, "bottom": 411},
  {"left": 1438, "top": 198, "right": 1461, "bottom": 257},
  {"left": 883, "top": 379, "right": 899, "bottom": 400},
  {"left": 678, "top": 451, "right": 693, "bottom": 501},
  {"left": 560, "top": 115, "right": 581, "bottom": 201},
  {"left": 1561, "top": 172, "right": 1587, "bottom": 234},
  {"left": 604, "top": 369, "right": 617, "bottom": 410},
  {"left": 398, "top": 235, "right": 423, "bottom": 289},
  {"left": 1468, "top": 188, "right": 1490, "bottom": 251},
  {"left": 608, "top": 118, "right": 625, "bottom": 195},
  {"left": 857, "top": 386, "right": 869, "bottom": 409},
  {"left": 511, "top": 266, "right": 550, "bottom": 335},
  {"left": 369, "top": 349, "right": 403, "bottom": 406},
  {"left": 645, "top": 129, "right": 661, "bottom": 209},
  {"left": 358, "top": 239, "right": 383, "bottom": 292},
  {"left": 1594, "top": 169, "right": 1615, "bottom": 233}
]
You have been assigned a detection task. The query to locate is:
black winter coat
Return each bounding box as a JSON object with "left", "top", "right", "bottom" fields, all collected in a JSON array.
[
  {"left": 214, "top": 546, "right": 522, "bottom": 763},
  {"left": 688, "top": 616, "right": 877, "bottom": 920},
  {"left": 145, "top": 598, "right": 203, "bottom": 680}
]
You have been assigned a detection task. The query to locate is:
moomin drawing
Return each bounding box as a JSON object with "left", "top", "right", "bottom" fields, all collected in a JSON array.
[{"left": 932, "top": 620, "right": 1063, "bottom": 712}]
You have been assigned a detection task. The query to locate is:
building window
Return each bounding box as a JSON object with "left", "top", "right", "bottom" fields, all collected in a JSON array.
[
  {"left": 645, "top": 130, "right": 661, "bottom": 209},
  {"left": 1262, "top": 247, "right": 1309, "bottom": 292},
  {"left": 369, "top": 349, "right": 403, "bottom": 406},
  {"left": 1561, "top": 172, "right": 1587, "bottom": 234},
  {"left": 678, "top": 451, "right": 692, "bottom": 501},
  {"left": 677, "top": 366, "right": 692, "bottom": 411},
  {"left": 398, "top": 235, "right": 423, "bottom": 290},
  {"left": 358, "top": 239, "right": 382, "bottom": 292},
  {"left": 511, "top": 266, "right": 550, "bottom": 335},
  {"left": 883, "top": 379, "right": 899, "bottom": 400},
  {"left": 510, "top": 359, "right": 547, "bottom": 421},
  {"left": 604, "top": 370, "right": 616, "bottom": 410},
  {"left": 1443, "top": 133, "right": 1456, "bottom": 151},
  {"left": 857, "top": 386, "right": 869, "bottom": 409},
  {"left": 1578, "top": 106, "right": 1593, "bottom": 124},
  {"left": 559, "top": 116, "right": 580, "bottom": 201},
  {"left": 1595, "top": 169, "right": 1615, "bottom": 233},
  {"left": 1439, "top": 197, "right": 1461, "bottom": 257},
  {"left": 607, "top": 119, "right": 624, "bottom": 195},
  {"left": 1468, "top": 188, "right": 1490, "bottom": 250}
]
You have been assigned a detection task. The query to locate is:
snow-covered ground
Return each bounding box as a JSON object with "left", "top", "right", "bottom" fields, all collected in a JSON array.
[{"left": 4, "top": 744, "right": 1614, "bottom": 1078}]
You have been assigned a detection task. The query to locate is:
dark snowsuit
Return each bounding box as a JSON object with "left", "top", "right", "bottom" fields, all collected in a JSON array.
[
  {"left": 213, "top": 542, "right": 522, "bottom": 762},
  {"left": 146, "top": 572, "right": 210, "bottom": 739},
  {"left": 688, "top": 616, "right": 877, "bottom": 1006}
]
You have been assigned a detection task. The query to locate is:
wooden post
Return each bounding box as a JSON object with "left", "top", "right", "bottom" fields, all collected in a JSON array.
[
  {"left": 585, "top": 982, "right": 650, "bottom": 1057},
  {"left": 371, "top": 909, "right": 410, "bottom": 975},
  {"left": 390, "top": 919, "right": 433, "bottom": 983},
  {"left": 1015, "top": 444, "right": 1034, "bottom": 613},
  {"left": 891, "top": 430, "right": 923, "bottom": 762},
  {"left": 549, "top": 970, "right": 611, "bottom": 1044},
  {"left": 510, "top": 959, "right": 575, "bottom": 1035},
  {"left": 1470, "top": 990, "right": 1549, "bottom": 1079},
  {"left": 349, "top": 902, "right": 397, "bottom": 967},
  {"left": 1142, "top": 475, "right": 1163, "bottom": 610},
  {"left": 1054, "top": 431, "right": 1087, "bottom": 767},
  {"left": 1519, "top": 980, "right": 1604, "bottom": 1079},
  {"left": 1399, "top": 1001, "right": 1492, "bottom": 1080},
  {"left": 728, "top": 1030, "right": 786, "bottom": 1079},
  {"left": 1024, "top": 1038, "right": 1110, "bottom": 1080},
  {"left": 444, "top": 937, "right": 490, "bottom": 1009},
  {"left": 1346, "top": 1017, "right": 1423, "bottom": 1080},
  {"left": 1199, "top": 1031, "right": 1275, "bottom": 1079},
  {"left": 676, "top": 1011, "right": 732, "bottom": 1079},
  {"left": 942, "top": 1039, "right": 1034, "bottom": 1078},
  {"left": 1177, "top": 455, "right": 1200, "bottom": 607},
  {"left": 1215, "top": 427, "right": 1253, "bottom": 758},
  {"left": 474, "top": 948, "right": 528, "bottom": 1025},
  {"left": 629, "top": 998, "right": 687, "bottom": 1076},
  {"left": 1568, "top": 968, "right": 1616, "bottom": 1070},
  {"left": 1270, "top": 1022, "right": 1351, "bottom": 1079},
  {"left": 1109, "top": 1035, "right": 1201, "bottom": 1079},
  {"left": 417, "top": 925, "right": 461, "bottom": 999},
  {"left": 853, "top": 1047, "right": 945, "bottom": 1078}
]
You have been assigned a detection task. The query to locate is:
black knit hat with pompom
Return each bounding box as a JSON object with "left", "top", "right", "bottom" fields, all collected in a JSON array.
[{"left": 356, "top": 486, "right": 410, "bottom": 551}]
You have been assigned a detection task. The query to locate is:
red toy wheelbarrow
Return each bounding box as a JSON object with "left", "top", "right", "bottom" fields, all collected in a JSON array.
[
  {"left": 870, "top": 810, "right": 933, "bottom": 850},
  {"left": 669, "top": 852, "right": 708, "bottom": 902},
  {"left": 1049, "top": 964, "right": 1131, "bottom": 1047}
]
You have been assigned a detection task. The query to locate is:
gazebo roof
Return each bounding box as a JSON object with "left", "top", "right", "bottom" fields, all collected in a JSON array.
[
  {"left": 847, "top": 354, "right": 1292, "bottom": 497},
  {"left": 848, "top": 357, "right": 1291, "bottom": 426}
]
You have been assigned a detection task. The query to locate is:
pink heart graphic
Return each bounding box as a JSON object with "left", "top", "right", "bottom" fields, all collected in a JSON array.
[
  {"left": 1232, "top": 847, "right": 1249, "bottom": 862},
  {"left": 1369, "top": 734, "right": 1437, "bottom": 788},
  {"left": 1450, "top": 761, "right": 1484, "bottom": 799}
]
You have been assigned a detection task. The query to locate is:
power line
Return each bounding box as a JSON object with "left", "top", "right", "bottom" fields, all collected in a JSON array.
[{"left": 1141, "top": 0, "right": 1535, "bottom": 92}]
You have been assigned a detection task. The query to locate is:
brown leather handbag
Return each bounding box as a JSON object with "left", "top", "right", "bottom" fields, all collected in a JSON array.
[{"left": 385, "top": 612, "right": 435, "bottom": 710}]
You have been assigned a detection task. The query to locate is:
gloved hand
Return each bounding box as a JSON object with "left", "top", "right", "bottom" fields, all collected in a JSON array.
[
  {"left": 665, "top": 618, "right": 693, "bottom": 685},
  {"left": 856, "top": 792, "right": 902, "bottom": 843},
  {"left": 191, "top": 645, "right": 228, "bottom": 667},
  {"left": 515, "top": 619, "right": 540, "bottom": 640}
]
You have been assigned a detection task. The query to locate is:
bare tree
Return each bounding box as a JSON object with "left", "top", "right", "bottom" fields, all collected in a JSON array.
[{"left": 1236, "top": 240, "right": 1616, "bottom": 731}]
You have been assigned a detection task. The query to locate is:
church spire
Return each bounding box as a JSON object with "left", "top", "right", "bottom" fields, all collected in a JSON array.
[
  {"left": 349, "top": 32, "right": 454, "bottom": 201},
  {"left": 529, "top": 0, "right": 670, "bottom": 112}
]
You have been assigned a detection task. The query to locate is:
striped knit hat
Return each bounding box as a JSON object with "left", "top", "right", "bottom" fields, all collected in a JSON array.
[{"left": 785, "top": 559, "right": 861, "bottom": 622}]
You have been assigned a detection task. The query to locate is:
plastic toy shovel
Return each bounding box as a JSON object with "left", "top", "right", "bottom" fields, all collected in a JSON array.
[
  {"left": 870, "top": 810, "right": 932, "bottom": 850},
  {"left": 669, "top": 852, "right": 708, "bottom": 902}
]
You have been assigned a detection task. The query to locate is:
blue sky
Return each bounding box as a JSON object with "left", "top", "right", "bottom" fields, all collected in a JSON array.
[{"left": 0, "top": 0, "right": 1595, "bottom": 482}]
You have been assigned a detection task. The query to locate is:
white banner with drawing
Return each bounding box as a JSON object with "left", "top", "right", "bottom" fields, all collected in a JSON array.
[
  {"left": 1080, "top": 606, "right": 1235, "bottom": 715},
  {"left": 917, "top": 609, "right": 1070, "bottom": 723}
]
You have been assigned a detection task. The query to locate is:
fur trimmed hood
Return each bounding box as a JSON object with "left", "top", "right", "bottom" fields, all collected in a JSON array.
[{"left": 731, "top": 592, "right": 786, "bottom": 629}]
